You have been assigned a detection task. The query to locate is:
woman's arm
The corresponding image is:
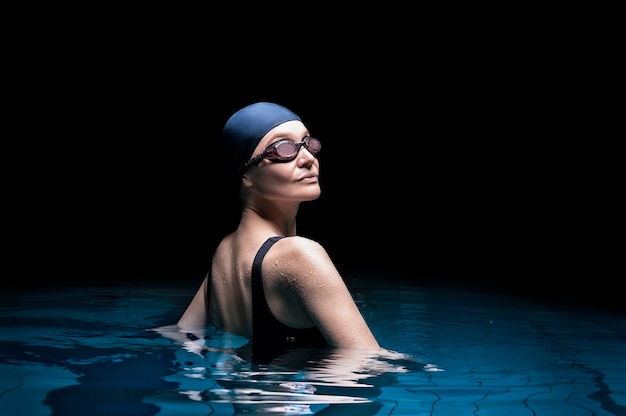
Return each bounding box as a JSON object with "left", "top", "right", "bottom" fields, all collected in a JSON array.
[{"left": 178, "top": 274, "right": 210, "bottom": 328}]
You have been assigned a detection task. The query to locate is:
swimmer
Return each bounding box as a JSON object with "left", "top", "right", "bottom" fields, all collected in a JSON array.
[{"left": 175, "top": 102, "right": 380, "bottom": 359}]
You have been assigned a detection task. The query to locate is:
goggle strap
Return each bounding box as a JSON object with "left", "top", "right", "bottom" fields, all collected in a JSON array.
[{"left": 238, "top": 154, "right": 264, "bottom": 172}]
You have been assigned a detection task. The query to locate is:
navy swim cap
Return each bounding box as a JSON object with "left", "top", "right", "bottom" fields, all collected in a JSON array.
[{"left": 220, "top": 102, "right": 301, "bottom": 174}]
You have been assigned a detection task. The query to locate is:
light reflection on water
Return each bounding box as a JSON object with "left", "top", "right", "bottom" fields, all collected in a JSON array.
[
  {"left": 154, "top": 323, "right": 435, "bottom": 414},
  {"left": 1, "top": 276, "right": 625, "bottom": 415}
]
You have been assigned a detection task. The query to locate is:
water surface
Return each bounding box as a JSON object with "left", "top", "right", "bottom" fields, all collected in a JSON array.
[{"left": 1, "top": 273, "right": 625, "bottom": 415}]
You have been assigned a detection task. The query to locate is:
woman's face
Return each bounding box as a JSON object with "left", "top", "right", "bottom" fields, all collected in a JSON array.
[{"left": 243, "top": 120, "right": 321, "bottom": 203}]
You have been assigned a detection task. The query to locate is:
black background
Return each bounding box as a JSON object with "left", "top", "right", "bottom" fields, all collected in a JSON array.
[{"left": 7, "top": 22, "right": 621, "bottom": 313}]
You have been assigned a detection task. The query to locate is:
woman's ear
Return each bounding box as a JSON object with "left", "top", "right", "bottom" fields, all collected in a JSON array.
[{"left": 241, "top": 173, "right": 254, "bottom": 189}]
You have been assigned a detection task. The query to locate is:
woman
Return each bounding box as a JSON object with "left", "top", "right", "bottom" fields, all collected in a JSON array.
[{"left": 177, "top": 102, "right": 380, "bottom": 359}]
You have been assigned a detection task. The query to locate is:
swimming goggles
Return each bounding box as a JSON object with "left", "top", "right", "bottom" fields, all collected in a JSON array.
[{"left": 238, "top": 136, "right": 321, "bottom": 172}]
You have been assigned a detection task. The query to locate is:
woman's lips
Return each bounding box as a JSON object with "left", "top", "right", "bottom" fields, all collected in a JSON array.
[{"left": 297, "top": 173, "right": 318, "bottom": 182}]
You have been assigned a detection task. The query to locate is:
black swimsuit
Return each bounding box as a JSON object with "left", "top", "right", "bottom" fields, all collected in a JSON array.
[{"left": 251, "top": 236, "right": 328, "bottom": 362}]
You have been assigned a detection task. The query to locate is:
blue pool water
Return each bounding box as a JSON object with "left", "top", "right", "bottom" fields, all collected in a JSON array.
[{"left": 1, "top": 272, "right": 625, "bottom": 415}]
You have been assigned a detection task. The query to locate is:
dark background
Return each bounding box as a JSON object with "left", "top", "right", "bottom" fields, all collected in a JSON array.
[{"left": 7, "top": 23, "right": 621, "bottom": 313}]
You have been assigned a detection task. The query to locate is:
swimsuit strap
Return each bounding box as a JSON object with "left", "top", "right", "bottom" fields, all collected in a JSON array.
[{"left": 252, "top": 236, "right": 285, "bottom": 281}]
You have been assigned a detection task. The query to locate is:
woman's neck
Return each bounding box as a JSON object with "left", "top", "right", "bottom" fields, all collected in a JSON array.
[{"left": 239, "top": 203, "right": 298, "bottom": 237}]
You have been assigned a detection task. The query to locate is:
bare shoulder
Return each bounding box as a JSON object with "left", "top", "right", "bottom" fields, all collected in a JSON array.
[
  {"left": 263, "top": 236, "right": 341, "bottom": 289},
  {"left": 272, "top": 235, "right": 331, "bottom": 266},
  {"left": 277, "top": 235, "right": 326, "bottom": 254}
]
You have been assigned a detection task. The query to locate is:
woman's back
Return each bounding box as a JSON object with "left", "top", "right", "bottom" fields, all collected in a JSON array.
[{"left": 209, "top": 234, "right": 328, "bottom": 338}]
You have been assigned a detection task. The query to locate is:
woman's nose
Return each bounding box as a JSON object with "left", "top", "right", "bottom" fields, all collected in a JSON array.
[{"left": 297, "top": 146, "right": 316, "bottom": 166}]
